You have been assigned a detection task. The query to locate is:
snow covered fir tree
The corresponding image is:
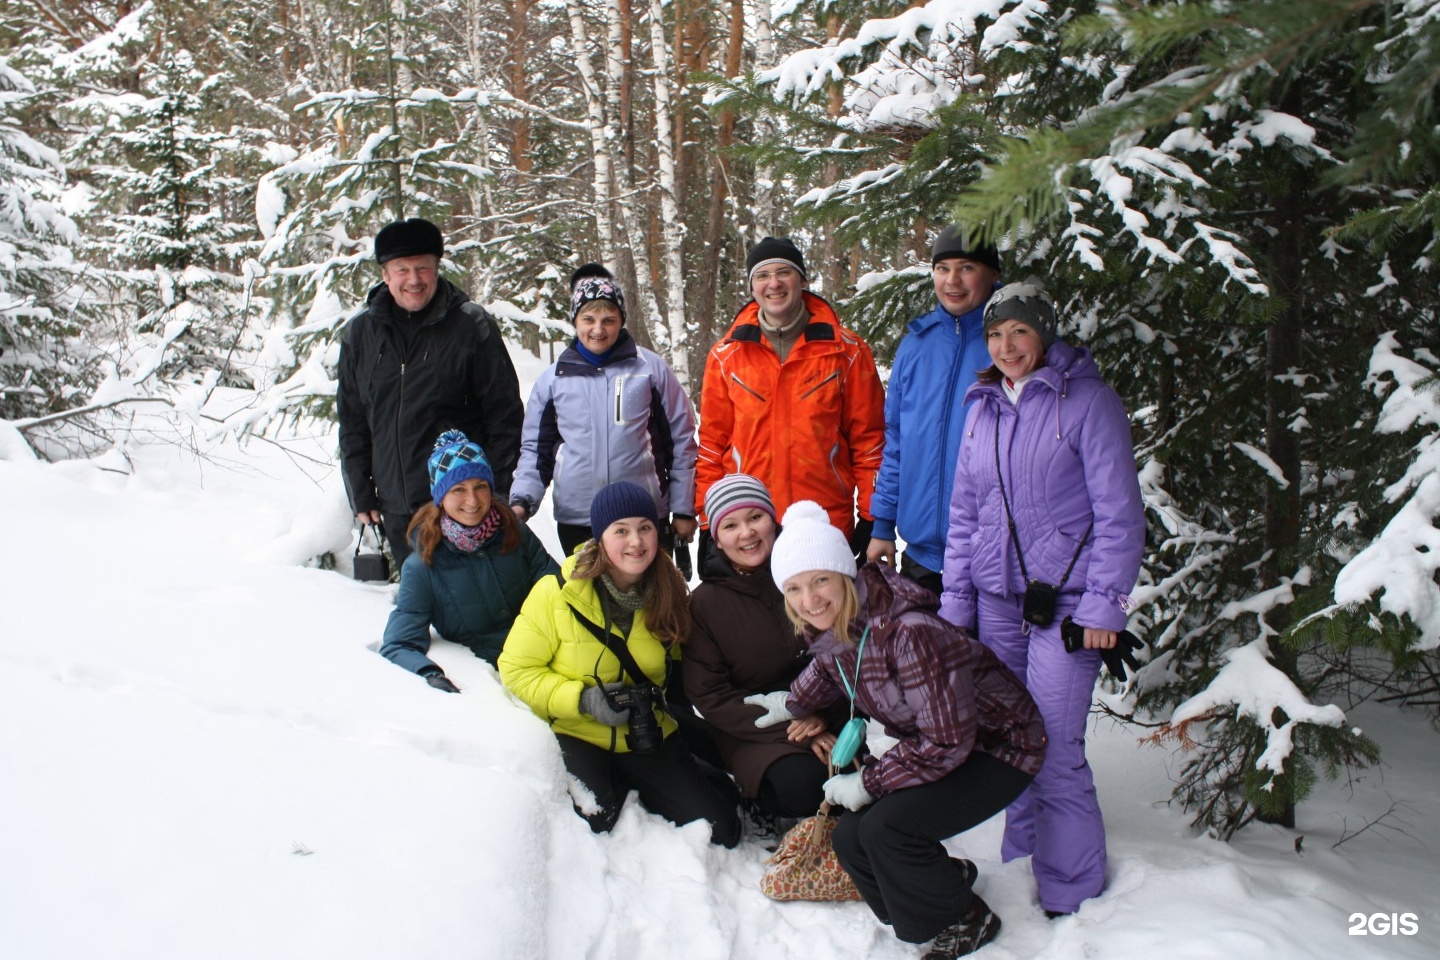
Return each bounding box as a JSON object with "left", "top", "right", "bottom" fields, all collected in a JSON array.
[{"left": 3, "top": 2, "right": 1440, "bottom": 952}]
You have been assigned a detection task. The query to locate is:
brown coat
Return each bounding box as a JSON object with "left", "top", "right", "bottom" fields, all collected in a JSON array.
[{"left": 684, "top": 554, "right": 848, "bottom": 797}]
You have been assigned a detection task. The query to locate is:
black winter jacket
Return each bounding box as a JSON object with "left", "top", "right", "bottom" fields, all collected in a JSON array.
[{"left": 338, "top": 278, "right": 523, "bottom": 516}]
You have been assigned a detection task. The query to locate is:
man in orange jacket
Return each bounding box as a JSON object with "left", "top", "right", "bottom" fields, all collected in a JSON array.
[{"left": 696, "top": 236, "right": 886, "bottom": 554}]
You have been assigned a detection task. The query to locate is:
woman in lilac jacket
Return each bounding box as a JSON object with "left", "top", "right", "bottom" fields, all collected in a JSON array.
[
  {"left": 939, "top": 282, "right": 1145, "bottom": 917},
  {"left": 747, "top": 502, "right": 1045, "bottom": 959}
]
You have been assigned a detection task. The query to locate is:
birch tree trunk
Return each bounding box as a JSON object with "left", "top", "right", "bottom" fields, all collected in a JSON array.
[
  {"left": 751, "top": 0, "right": 778, "bottom": 232},
  {"left": 564, "top": 0, "right": 617, "bottom": 265},
  {"left": 599, "top": 0, "right": 667, "bottom": 354},
  {"left": 645, "top": 0, "right": 690, "bottom": 385}
]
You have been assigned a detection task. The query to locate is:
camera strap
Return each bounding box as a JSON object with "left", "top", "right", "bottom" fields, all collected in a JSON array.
[
  {"left": 994, "top": 414, "right": 1092, "bottom": 590},
  {"left": 354, "top": 520, "right": 388, "bottom": 559},
  {"left": 565, "top": 602, "right": 658, "bottom": 689}
]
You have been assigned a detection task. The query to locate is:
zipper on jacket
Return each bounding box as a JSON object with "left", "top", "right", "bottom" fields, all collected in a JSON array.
[
  {"left": 937, "top": 322, "right": 968, "bottom": 540},
  {"left": 731, "top": 374, "right": 766, "bottom": 401},
  {"left": 799, "top": 371, "right": 839, "bottom": 400}
]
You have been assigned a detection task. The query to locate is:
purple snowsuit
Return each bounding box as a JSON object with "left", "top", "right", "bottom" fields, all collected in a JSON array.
[{"left": 939, "top": 339, "right": 1145, "bottom": 914}]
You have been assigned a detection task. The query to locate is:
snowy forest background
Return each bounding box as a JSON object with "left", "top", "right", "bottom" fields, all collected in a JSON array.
[{"left": 3, "top": 0, "right": 1440, "bottom": 840}]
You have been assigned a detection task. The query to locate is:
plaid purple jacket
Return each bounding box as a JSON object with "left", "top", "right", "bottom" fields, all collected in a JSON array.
[{"left": 787, "top": 563, "right": 1046, "bottom": 798}]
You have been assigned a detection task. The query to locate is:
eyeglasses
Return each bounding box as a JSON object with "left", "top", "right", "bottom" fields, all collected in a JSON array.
[{"left": 751, "top": 267, "right": 799, "bottom": 285}]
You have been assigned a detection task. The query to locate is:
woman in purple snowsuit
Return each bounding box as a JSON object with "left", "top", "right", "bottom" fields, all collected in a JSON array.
[{"left": 939, "top": 282, "right": 1145, "bottom": 916}]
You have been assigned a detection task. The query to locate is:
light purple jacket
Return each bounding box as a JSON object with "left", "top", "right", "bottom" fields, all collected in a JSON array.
[
  {"left": 939, "top": 341, "right": 1144, "bottom": 633},
  {"left": 787, "top": 564, "right": 1047, "bottom": 799}
]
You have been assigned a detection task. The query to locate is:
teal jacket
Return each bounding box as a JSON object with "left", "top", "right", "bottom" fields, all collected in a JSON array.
[{"left": 380, "top": 523, "right": 558, "bottom": 672}]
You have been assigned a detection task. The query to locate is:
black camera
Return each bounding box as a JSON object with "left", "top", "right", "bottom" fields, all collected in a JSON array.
[
  {"left": 1061, "top": 616, "right": 1086, "bottom": 653},
  {"left": 606, "top": 683, "right": 668, "bottom": 755},
  {"left": 1023, "top": 579, "right": 1058, "bottom": 626}
]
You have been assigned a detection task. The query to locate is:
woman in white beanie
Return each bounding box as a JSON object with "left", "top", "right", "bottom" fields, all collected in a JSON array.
[
  {"left": 684, "top": 475, "right": 849, "bottom": 834},
  {"left": 746, "top": 501, "right": 1046, "bottom": 959}
]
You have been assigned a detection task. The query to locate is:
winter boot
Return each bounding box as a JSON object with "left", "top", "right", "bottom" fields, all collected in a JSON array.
[{"left": 920, "top": 894, "right": 1002, "bottom": 959}]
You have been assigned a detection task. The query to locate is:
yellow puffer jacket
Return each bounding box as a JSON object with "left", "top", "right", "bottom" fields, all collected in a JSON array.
[{"left": 499, "top": 555, "right": 680, "bottom": 751}]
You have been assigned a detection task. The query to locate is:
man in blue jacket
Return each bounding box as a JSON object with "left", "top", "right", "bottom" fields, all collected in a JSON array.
[{"left": 866, "top": 226, "right": 1000, "bottom": 595}]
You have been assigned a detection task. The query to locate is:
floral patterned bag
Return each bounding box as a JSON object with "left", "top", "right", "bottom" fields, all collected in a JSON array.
[{"left": 758, "top": 800, "right": 863, "bottom": 902}]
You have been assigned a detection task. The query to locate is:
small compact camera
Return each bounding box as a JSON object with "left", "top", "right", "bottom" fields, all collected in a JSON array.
[
  {"left": 353, "top": 523, "right": 391, "bottom": 582},
  {"left": 1022, "top": 579, "right": 1059, "bottom": 626},
  {"left": 1061, "top": 616, "right": 1086, "bottom": 653}
]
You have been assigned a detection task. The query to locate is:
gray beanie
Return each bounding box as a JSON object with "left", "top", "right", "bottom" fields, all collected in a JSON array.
[
  {"left": 770, "top": 501, "right": 856, "bottom": 591},
  {"left": 982, "top": 282, "right": 1058, "bottom": 348}
]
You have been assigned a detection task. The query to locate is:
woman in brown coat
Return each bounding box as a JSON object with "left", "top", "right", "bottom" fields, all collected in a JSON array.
[{"left": 684, "top": 474, "right": 847, "bottom": 817}]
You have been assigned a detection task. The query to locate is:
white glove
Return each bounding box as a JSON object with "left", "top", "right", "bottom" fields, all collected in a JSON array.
[
  {"left": 743, "top": 691, "right": 794, "bottom": 728},
  {"left": 823, "top": 771, "right": 874, "bottom": 811}
]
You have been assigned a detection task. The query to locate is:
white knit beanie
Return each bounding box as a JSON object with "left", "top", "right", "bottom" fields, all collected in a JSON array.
[{"left": 770, "top": 501, "right": 856, "bottom": 590}]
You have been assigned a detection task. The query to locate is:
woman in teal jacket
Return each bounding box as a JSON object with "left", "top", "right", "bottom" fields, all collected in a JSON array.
[{"left": 380, "top": 430, "right": 558, "bottom": 690}]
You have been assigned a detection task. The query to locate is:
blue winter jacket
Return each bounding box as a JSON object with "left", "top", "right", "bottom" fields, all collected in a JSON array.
[
  {"left": 939, "top": 341, "right": 1145, "bottom": 633},
  {"left": 510, "top": 330, "right": 698, "bottom": 527},
  {"left": 870, "top": 299, "right": 992, "bottom": 571},
  {"left": 380, "top": 522, "right": 559, "bottom": 673}
]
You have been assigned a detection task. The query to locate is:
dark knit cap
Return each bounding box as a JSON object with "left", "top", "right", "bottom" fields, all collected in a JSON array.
[
  {"left": 931, "top": 224, "right": 1000, "bottom": 272},
  {"left": 570, "top": 264, "right": 627, "bottom": 325},
  {"left": 375, "top": 218, "right": 444, "bottom": 264},
  {"left": 590, "top": 481, "right": 660, "bottom": 538},
  {"left": 746, "top": 237, "right": 807, "bottom": 282},
  {"left": 983, "top": 282, "right": 1058, "bottom": 349},
  {"left": 428, "top": 430, "right": 495, "bottom": 505},
  {"left": 570, "top": 262, "right": 613, "bottom": 290}
]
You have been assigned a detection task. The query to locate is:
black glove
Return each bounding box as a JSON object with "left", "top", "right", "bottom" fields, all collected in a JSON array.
[
  {"left": 420, "top": 667, "right": 460, "bottom": 693},
  {"left": 673, "top": 539, "right": 693, "bottom": 580},
  {"left": 849, "top": 517, "right": 874, "bottom": 560},
  {"left": 1099, "top": 630, "right": 1145, "bottom": 682}
]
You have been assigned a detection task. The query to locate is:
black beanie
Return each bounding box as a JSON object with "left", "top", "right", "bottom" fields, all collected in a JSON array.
[
  {"left": 375, "top": 218, "right": 444, "bottom": 264},
  {"left": 746, "top": 237, "right": 807, "bottom": 282},
  {"left": 569, "top": 262, "right": 613, "bottom": 290},
  {"left": 931, "top": 225, "right": 1000, "bottom": 273}
]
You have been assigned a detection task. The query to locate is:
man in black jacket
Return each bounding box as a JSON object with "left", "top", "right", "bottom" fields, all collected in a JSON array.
[{"left": 338, "top": 218, "right": 523, "bottom": 565}]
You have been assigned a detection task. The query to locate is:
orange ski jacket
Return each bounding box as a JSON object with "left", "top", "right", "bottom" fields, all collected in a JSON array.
[{"left": 696, "top": 292, "right": 886, "bottom": 535}]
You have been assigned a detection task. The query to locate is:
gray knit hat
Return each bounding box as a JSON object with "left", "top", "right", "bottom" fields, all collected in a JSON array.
[
  {"left": 770, "top": 501, "right": 856, "bottom": 590},
  {"left": 704, "top": 473, "right": 776, "bottom": 529},
  {"left": 982, "top": 282, "right": 1058, "bottom": 348}
]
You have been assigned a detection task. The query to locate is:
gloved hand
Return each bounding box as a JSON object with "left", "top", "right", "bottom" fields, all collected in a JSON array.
[
  {"left": 849, "top": 518, "right": 874, "bottom": 560},
  {"left": 580, "top": 683, "right": 630, "bottom": 726},
  {"left": 1100, "top": 630, "right": 1146, "bottom": 683},
  {"left": 823, "top": 771, "right": 874, "bottom": 811},
  {"left": 420, "top": 668, "right": 459, "bottom": 693},
  {"left": 744, "top": 691, "right": 795, "bottom": 728}
]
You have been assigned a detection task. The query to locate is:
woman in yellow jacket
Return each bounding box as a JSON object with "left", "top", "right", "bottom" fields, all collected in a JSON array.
[{"left": 499, "top": 481, "right": 741, "bottom": 846}]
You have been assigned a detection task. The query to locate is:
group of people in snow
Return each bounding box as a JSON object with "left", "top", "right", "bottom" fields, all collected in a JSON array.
[{"left": 338, "top": 217, "right": 1145, "bottom": 959}]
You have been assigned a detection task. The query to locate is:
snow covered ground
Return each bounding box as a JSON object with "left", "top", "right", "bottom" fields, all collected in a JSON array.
[{"left": 3, "top": 355, "right": 1438, "bottom": 959}]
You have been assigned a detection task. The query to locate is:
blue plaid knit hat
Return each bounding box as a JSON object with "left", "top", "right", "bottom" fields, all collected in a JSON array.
[{"left": 428, "top": 430, "right": 494, "bottom": 505}]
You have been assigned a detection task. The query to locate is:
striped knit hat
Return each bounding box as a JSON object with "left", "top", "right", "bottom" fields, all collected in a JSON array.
[
  {"left": 428, "top": 430, "right": 494, "bottom": 505},
  {"left": 704, "top": 474, "right": 776, "bottom": 529}
]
